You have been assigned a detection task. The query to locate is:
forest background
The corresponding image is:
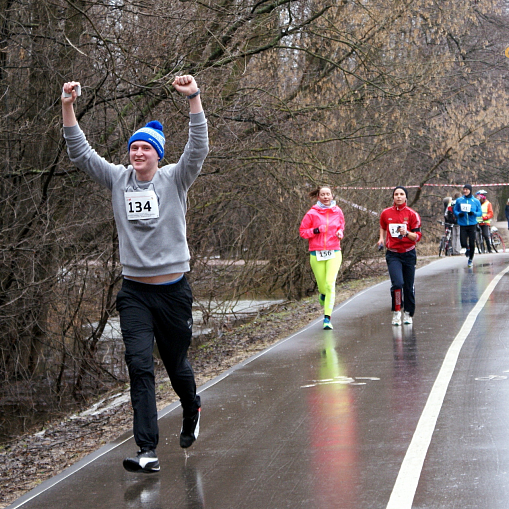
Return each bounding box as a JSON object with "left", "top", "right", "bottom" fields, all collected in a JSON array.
[{"left": 2, "top": 0, "right": 509, "bottom": 443}]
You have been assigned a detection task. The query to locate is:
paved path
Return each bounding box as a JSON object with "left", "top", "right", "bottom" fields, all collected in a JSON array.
[{"left": 7, "top": 252, "right": 509, "bottom": 509}]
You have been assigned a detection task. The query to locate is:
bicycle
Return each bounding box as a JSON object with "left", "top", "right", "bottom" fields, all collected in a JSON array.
[
  {"left": 438, "top": 221, "right": 454, "bottom": 257},
  {"left": 475, "top": 223, "right": 506, "bottom": 253},
  {"left": 490, "top": 225, "right": 506, "bottom": 253},
  {"left": 475, "top": 224, "right": 486, "bottom": 254}
]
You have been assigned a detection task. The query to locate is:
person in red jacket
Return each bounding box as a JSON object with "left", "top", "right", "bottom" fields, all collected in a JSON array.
[
  {"left": 299, "top": 185, "right": 345, "bottom": 330},
  {"left": 377, "top": 186, "right": 422, "bottom": 326}
]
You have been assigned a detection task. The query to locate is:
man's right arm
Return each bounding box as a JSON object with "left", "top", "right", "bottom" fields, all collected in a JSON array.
[
  {"left": 378, "top": 212, "right": 387, "bottom": 247},
  {"left": 61, "top": 82, "right": 119, "bottom": 190},
  {"left": 453, "top": 199, "right": 463, "bottom": 217},
  {"left": 62, "top": 82, "right": 79, "bottom": 127}
]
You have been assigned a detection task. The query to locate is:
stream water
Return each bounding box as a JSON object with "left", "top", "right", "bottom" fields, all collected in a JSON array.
[
  {"left": 0, "top": 298, "right": 284, "bottom": 444},
  {"left": 96, "top": 298, "right": 285, "bottom": 339}
]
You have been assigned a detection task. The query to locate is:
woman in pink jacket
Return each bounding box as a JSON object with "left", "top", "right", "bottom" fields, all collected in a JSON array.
[{"left": 299, "top": 186, "right": 345, "bottom": 330}]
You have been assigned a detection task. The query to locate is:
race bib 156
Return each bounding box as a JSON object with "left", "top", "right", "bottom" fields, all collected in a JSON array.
[{"left": 316, "top": 250, "right": 335, "bottom": 261}]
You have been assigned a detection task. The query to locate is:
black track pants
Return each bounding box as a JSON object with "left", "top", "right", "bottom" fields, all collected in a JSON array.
[
  {"left": 385, "top": 249, "right": 417, "bottom": 315},
  {"left": 116, "top": 276, "right": 200, "bottom": 450},
  {"left": 459, "top": 224, "right": 477, "bottom": 260}
]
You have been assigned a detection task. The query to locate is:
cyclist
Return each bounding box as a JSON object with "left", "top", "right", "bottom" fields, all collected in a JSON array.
[
  {"left": 453, "top": 184, "right": 482, "bottom": 267},
  {"left": 475, "top": 190, "right": 494, "bottom": 253}
]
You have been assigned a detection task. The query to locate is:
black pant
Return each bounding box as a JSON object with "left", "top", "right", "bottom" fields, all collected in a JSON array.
[
  {"left": 386, "top": 249, "right": 417, "bottom": 315},
  {"left": 116, "top": 276, "right": 200, "bottom": 450},
  {"left": 459, "top": 224, "right": 476, "bottom": 260},
  {"left": 479, "top": 224, "right": 492, "bottom": 252}
]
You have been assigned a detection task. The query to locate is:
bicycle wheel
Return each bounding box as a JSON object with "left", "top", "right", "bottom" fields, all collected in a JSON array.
[
  {"left": 491, "top": 235, "right": 498, "bottom": 253},
  {"left": 439, "top": 238, "right": 445, "bottom": 257},
  {"left": 492, "top": 232, "right": 505, "bottom": 253}
]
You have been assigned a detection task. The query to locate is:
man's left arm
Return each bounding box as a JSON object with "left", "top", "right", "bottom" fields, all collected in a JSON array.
[
  {"left": 476, "top": 199, "right": 483, "bottom": 218},
  {"left": 171, "top": 75, "right": 209, "bottom": 189},
  {"left": 172, "top": 75, "right": 203, "bottom": 115}
]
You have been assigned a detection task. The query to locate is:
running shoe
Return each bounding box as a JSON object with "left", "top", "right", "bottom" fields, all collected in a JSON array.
[
  {"left": 467, "top": 259, "right": 473, "bottom": 268},
  {"left": 180, "top": 408, "right": 201, "bottom": 448},
  {"left": 319, "top": 293, "right": 325, "bottom": 306},
  {"left": 392, "top": 311, "right": 402, "bottom": 326},
  {"left": 323, "top": 317, "right": 333, "bottom": 330},
  {"left": 465, "top": 248, "right": 470, "bottom": 258},
  {"left": 123, "top": 449, "right": 160, "bottom": 473},
  {"left": 403, "top": 311, "right": 413, "bottom": 324}
]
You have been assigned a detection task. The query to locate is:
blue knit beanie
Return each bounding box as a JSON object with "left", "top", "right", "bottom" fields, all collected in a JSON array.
[{"left": 128, "top": 121, "right": 165, "bottom": 160}]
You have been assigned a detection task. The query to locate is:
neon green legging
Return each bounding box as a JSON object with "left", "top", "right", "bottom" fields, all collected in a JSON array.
[{"left": 309, "top": 251, "right": 343, "bottom": 316}]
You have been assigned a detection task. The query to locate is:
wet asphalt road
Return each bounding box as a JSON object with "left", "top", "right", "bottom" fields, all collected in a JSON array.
[{"left": 7, "top": 253, "right": 509, "bottom": 509}]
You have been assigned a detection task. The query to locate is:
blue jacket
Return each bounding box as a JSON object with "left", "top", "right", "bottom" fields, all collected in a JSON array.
[{"left": 453, "top": 195, "right": 482, "bottom": 226}]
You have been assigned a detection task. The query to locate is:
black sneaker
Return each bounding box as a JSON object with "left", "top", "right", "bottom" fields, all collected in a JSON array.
[
  {"left": 180, "top": 408, "right": 201, "bottom": 448},
  {"left": 123, "top": 449, "right": 160, "bottom": 473}
]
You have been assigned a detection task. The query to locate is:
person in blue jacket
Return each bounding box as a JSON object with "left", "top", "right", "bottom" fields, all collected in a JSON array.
[{"left": 453, "top": 184, "right": 482, "bottom": 267}]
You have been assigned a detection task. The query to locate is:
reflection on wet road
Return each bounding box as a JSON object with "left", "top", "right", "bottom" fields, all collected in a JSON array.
[{"left": 306, "top": 333, "right": 359, "bottom": 508}]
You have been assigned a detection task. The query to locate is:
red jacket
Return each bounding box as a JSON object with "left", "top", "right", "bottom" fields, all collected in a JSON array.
[
  {"left": 299, "top": 203, "right": 345, "bottom": 252},
  {"left": 380, "top": 203, "right": 422, "bottom": 253}
]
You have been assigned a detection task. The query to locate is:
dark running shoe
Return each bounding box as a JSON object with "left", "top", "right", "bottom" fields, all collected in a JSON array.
[
  {"left": 180, "top": 408, "right": 201, "bottom": 448},
  {"left": 319, "top": 293, "right": 325, "bottom": 306},
  {"left": 123, "top": 449, "right": 160, "bottom": 473}
]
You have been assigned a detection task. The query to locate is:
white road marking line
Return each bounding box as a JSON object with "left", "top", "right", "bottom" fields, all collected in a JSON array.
[
  {"left": 386, "top": 264, "right": 509, "bottom": 509},
  {"left": 475, "top": 375, "right": 507, "bottom": 381}
]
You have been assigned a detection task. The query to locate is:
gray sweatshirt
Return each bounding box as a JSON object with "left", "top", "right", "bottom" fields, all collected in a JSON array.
[{"left": 63, "top": 111, "right": 209, "bottom": 277}]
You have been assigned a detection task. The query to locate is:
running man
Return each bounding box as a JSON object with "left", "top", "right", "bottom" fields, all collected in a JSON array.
[
  {"left": 453, "top": 184, "right": 482, "bottom": 267},
  {"left": 61, "top": 76, "right": 208, "bottom": 473}
]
